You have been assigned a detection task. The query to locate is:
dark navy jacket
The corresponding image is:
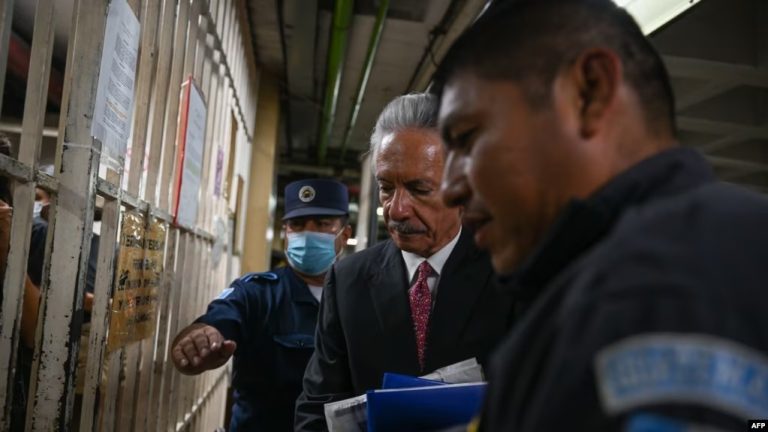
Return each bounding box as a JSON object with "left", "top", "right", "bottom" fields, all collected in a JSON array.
[
  {"left": 481, "top": 148, "right": 768, "bottom": 431},
  {"left": 196, "top": 266, "right": 318, "bottom": 431}
]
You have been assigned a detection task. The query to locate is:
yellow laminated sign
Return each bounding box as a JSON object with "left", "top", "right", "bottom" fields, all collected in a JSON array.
[
  {"left": 136, "top": 217, "right": 166, "bottom": 339},
  {"left": 108, "top": 210, "right": 144, "bottom": 351},
  {"left": 107, "top": 211, "right": 167, "bottom": 350}
]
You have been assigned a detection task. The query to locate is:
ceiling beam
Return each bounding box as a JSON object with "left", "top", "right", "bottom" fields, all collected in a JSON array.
[
  {"left": 663, "top": 55, "right": 768, "bottom": 88},
  {"left": 678, "top": 116, "right": 768, "bottom": 139},
  {"left": 284, "top": 0, "right": 317, "bottom": 97},
  {"left": 723, "top": 181, "right": 768, "bottom": 194},
  {"left": 706, "top": 155, "right": 768, "bottom": 174},
  {"left": 317, "top": 0, "right": 354, "bottom": 165},
  {"left": 339, "top": 0, "right": 389, "bottom": 162},
  {"left": 408, "top": 0, "right": 488, "bottom": 92},
  {"left": 698, "top": 132, "right": 755, "bottom": 153},
  {"left": 676, "top": 79, "right": 739, "bottom": 111}
]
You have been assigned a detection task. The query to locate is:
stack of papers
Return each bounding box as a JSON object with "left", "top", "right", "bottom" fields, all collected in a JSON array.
[{"left": 324, "top": 358, "right": 485, "bottom": 432}]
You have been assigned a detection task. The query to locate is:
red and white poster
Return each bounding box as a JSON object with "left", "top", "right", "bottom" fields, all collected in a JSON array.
[{"left": 172, "top": 76, "right": 207, "bottom": 228}]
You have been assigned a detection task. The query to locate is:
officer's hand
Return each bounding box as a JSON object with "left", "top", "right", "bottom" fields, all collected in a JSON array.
[{"left": 171, "top": 323, "right": 237, "bottom": 375}]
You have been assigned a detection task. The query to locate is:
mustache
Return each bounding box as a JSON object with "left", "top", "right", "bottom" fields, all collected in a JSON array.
[{"left": 388, "top": 221, "right": 426, "bottom": 235}]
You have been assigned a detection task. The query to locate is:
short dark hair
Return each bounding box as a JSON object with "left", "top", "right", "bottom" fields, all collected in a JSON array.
[{"left": 432, "top": 0, "right": 676, "bottom": 136}]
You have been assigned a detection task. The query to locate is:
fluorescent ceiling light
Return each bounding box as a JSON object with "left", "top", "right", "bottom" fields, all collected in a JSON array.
[{"left": 614, "top": 0, "right": 703, "bottom": 34}]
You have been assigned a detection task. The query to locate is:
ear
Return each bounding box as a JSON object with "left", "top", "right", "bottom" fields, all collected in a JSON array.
[
  {"left": 340, "top": 224, "right": 352, "bottom": 246},
  {"left": 569, "top": 48, "right": 622, "bottom": 139}
]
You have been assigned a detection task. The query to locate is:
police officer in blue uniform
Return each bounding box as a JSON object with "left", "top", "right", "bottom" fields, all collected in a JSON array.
[{"left": 171, "top": 179, "right": 351, "bottom": 431}]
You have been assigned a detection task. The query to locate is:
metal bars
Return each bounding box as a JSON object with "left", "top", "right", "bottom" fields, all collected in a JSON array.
[
  {"left": 0, "top": 0, "right": 54, "bottom": 425},
  {"left": 0, "top": 0, "right": 261, "bottom": 429}
]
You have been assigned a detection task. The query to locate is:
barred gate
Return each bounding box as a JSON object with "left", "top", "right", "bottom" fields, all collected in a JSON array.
[{"left": 0, "top": 0, "right": 264, "bottom": 430}]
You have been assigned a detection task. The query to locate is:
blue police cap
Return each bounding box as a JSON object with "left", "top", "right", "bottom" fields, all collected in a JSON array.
[{"left": 283, "top": 179, "right": 349, "bottom": 220}]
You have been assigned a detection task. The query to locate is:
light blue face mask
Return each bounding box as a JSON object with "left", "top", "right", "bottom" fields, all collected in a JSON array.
[{"left": 285, "top": 230, "right": 341, "bottom": 276}]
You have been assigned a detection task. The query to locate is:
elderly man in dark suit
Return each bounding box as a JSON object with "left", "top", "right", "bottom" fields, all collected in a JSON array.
[{"left": 294, "top": 93, "right": 513, "bottom": 430}]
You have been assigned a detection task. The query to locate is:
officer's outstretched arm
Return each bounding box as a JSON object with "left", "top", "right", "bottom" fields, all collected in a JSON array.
[{"left": 171, "top": 323, "right": 237, "bottom": 375}]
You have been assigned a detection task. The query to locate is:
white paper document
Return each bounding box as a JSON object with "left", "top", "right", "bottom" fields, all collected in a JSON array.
[
  {"left": 324, "top": 358, "right": 485, "bottom": 432},
  {"left": 91, "top": 0, "right": 140, "bottom": 164},
  {"left": 175, "top": 81, "right": 206, "bottom": 228}
]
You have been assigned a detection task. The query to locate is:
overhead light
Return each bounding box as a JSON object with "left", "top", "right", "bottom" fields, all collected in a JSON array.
[{"left": 614, "top": 0, "right": 702, "bottom": 34}]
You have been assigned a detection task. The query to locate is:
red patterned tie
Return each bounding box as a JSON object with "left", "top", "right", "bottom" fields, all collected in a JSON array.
[{"left": 409, "top": 261, "right": 433, "bottom": 371}]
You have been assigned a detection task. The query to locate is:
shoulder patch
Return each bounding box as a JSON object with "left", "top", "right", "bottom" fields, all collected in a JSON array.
[
  {"left": 625, "top": 413, "right": 703, "bottom": 432},
  {"left": 240, "top": 271, "right": 279, "bottom": 283},
  {"left": 595, "top": 333, "right": 768, "bottom": 419},
  {"left": 216, "top": 287, "right": 235, "bottom": 299}
]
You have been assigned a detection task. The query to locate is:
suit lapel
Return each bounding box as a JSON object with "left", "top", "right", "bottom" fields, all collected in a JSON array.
[
  {"left": 369, "top": 240, "right": 420, "bottom": 369},
  {"left": 427, "top": 229, "right": 492, "bottom": 368}
]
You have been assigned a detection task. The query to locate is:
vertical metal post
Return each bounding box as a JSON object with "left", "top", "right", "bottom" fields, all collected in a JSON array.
[
  {"left": 128, "top": 0, "right": 162, "bottom": 196},
  {"left": 158, "top": 0, "right": 192, "bottom": 211},
  {"left": 0, "top": 0, "right": 54, "bottom": 426},
  {"left": 145, "top": 224, "right": 178, "bottom": 431},
  {"left": 0, "top": 0, "right": 15, "bottom": 117},
  {"left": 144, "top": 0, "right": 182, "bottom": 206},
  {"left": 99, "top": 349, "right": 124, "bottom": 431},
  {"left": 78, "top": 181, "right": 121, "bottom": 432},
  {"left": 25, "top": 0, "right": 107, "bottom": 426},
  {"left": 165, "top": 232, "right": 192, "bottom": 430}
]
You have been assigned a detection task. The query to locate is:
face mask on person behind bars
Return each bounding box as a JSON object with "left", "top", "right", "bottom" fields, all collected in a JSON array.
[{"left": 285, "top": 229, "right": 342, "bottom": 276}]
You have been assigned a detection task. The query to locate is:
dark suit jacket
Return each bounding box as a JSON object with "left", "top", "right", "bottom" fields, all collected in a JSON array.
[{"left": 294, "top": 229, "right": 513, "bottom": 430}]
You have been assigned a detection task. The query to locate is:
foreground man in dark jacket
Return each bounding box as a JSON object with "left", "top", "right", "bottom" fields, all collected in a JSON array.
[{"left": 435, "top": 0, "right": 768, "bottom": 430}]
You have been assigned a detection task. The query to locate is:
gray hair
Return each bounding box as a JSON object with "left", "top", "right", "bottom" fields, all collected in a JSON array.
[{"left": 369, "top": 93, "right": 439, "bottom": 165}]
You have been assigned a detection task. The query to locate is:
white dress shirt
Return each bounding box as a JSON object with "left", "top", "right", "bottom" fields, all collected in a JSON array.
[
  {"left": 308, "top": 284, "right": 323, "bottom": 303},
  {"left": 401, "top": 227, "right": 462, "bottom": 300}
]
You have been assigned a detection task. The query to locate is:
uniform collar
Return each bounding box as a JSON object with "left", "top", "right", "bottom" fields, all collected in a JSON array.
[
  {"left": 285, "top": 266, "right": 319, "bottom": 306},
  {"left": 501, "top": 147, "right": 715, "bottom": 300}
]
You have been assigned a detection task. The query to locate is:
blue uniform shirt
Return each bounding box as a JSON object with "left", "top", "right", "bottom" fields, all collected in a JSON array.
[{"left": 195, "top": 266, "right": 319, "bottom": 431}]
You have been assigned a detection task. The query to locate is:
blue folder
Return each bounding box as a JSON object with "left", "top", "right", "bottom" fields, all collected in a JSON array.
[
  {"left": 366, "top": 382, "right": 486, "bottom": 432},
  {"left": 381, "top": 373, "right": 446, "bottom": 389}
]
